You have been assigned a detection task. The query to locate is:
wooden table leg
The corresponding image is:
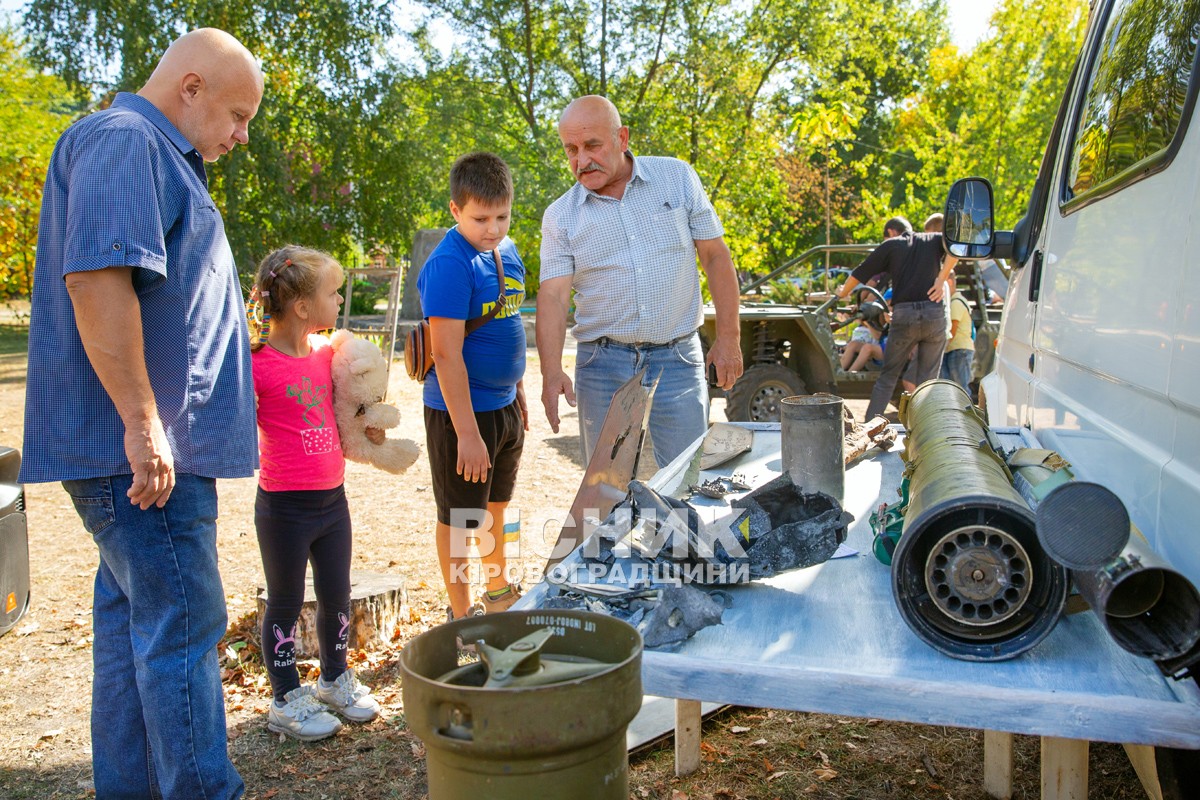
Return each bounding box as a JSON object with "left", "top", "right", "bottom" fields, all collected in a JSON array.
[
  {"left": 674, "top": 699, "right": 702, "bottom": 777},
  {"left": 1041, "top": 737, "right": 1089, "bottom": 800},
  {"left": 1122, "top": 744, "right": 1165, "bottom": 800},
  {"left": 984, "top": 730, "right": 1014, "bottom": 799}
]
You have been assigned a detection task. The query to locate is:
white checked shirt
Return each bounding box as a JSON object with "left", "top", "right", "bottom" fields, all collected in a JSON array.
[{"left": 540, "top": 153, "right": 724, "bottom": 343}]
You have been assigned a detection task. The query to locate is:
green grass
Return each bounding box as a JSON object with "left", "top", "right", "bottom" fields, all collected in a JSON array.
[{"left": 0, "top": 324, "right": 29, "bottom": 356}]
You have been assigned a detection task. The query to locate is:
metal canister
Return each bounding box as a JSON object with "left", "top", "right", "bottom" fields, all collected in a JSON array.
[
  {"left": 400, "top": 610, "right": 643, "bottom": 800},
  {"left": 780, "top": 394, "right": 845, "bottom": 502}
]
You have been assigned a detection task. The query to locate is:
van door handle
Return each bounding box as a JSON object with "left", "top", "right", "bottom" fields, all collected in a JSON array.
[
  {"left": 1029, "top": 352, "right": 1035, "bottom": 372},
  {"left": 1028, "top": 250, "right": 1044, "bottom": 302}
]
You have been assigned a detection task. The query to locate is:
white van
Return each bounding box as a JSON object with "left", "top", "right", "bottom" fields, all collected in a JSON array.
[{"left": 956, "top": 0, "right": 1200, "bottom": 594}]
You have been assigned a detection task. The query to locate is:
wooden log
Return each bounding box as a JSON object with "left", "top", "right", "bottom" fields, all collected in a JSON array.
[
  {"left": 845, "top": 415, "right": 896, "bottom": 464},
  {"left": 255, "top": 570, "right": 407, "bottom": 657}
]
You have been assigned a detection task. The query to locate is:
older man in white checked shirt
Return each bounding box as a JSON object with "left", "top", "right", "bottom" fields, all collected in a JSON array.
[{"left": 536, "top": 95, "right": 743, "bottom": 468}]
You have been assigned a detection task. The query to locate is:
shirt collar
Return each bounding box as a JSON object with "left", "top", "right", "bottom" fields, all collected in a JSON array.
[
  {"left": 573, "top": 150, "right": 643, "bottom": 206},
  {"left": 112, "top": 92, "right": 198, "bottom": 158}
]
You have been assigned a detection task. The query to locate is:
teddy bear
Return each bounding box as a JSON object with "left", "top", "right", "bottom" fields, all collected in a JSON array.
[{"left": 329, "top": 329, "right": 420, "bottom": 474}]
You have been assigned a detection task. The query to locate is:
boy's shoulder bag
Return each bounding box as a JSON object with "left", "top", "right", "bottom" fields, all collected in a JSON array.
[{"left": 404, "top": 248, "right": 506, "bottom": 382}]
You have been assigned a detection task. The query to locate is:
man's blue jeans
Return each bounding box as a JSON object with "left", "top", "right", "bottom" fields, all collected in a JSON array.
[
  {"left": 941, "top": 348, "right": 973, "bottom": 393},
  {"left": 62, "top": 474, "right": 243, "bottom": 800},
  {"left": 867, "top": 300, "right": 947, "bottom": 419},
  {"left": 575, "top": 333, "right": 709, "bottom": 469}
]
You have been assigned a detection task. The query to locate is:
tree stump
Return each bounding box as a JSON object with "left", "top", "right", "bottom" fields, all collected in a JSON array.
[{"left": 255, "top": 570, "right": 407, "bottom": 658}]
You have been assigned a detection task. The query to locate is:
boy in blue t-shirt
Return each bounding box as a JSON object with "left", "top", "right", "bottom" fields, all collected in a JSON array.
[{"left": 418, "top": 152, "right": 529, "bottom": 622}]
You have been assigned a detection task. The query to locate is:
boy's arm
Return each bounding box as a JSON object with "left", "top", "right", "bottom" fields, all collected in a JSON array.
[{"left": 428, "top": 316, "right": 490, "bottom": 482}]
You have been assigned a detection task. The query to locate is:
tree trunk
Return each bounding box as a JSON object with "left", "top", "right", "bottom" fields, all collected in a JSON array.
[{"left": 256, "top": 570, "right": 408, "bottom": 658}]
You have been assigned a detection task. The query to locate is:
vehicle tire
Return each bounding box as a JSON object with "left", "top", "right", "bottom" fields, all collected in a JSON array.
[{"left": 725, "top": 364, "right": 807, "bottom": 422}]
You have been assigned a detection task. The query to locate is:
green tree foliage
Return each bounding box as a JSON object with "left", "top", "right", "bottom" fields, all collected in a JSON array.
[
  {"left": 15, "top": 0, "right": 1088, "bottom": 294},
  {"left": 889, "top": 0, "right": 1089, "bottom": 229},
  {"left": 414, "top": 0, "right": 949, "bottom": 282},
  {"left": 21, "top": 0, "right": 411, "bottom": 272},
  {"left": 0, "top": 26, "right": 76, "bottom": 299}
]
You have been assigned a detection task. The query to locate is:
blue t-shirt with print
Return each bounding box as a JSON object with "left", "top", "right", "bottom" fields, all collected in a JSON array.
[{"left": 418, "top": 228, "right": 527, "bottom": 412}]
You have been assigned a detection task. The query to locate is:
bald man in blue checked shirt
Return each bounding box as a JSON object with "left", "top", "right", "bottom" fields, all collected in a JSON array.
[
  {"left": 20, "top": 29, "right": 262, "bottom": 800},
  {"left": 537, "top": 95, "right": 743, "bottom": 468}
]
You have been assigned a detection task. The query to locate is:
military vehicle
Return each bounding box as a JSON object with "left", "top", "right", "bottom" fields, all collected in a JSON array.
[{"left": 705, "top": 244, "right": 1000, "bottom": 422}]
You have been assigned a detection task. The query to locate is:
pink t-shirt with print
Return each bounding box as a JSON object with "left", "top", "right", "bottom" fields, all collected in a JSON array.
[{"left": 252, "top": 334, "right": 345, "bottom": 491}]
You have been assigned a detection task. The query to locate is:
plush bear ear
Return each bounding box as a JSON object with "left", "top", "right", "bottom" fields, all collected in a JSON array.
[
  {"left": 330, "top": 329, "right": 353, "bottom": 351},
  {"left": 349, "top": 356, "right": 374, "bottom": 376},
  {"left": 348, "top": 346, "right": 382, "bottom": 377}
]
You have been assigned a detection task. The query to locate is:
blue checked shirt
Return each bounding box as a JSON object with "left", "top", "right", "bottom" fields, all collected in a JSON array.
[
  {"left": 20, "top": 92, "right": 259, "bottom": 482},
  {"left": 540, "top": 154, "right": 724, "bottom": 344}
]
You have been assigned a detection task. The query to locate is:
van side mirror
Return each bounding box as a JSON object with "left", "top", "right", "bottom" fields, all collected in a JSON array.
[{"left": 944, "top": 178, "right": 995, "bottom": 259}]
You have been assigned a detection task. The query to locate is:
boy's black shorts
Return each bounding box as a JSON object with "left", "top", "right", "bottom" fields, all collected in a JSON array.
[{"left": 424, "top": 400, "right": 524, "bottom": 527}]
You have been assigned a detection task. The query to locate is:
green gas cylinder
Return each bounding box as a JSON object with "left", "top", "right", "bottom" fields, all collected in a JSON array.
[{"left": 400, "top": 610, "right": 643, "bottom": 800}]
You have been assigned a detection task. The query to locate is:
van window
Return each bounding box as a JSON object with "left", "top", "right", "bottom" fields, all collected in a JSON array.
[{"left": 1065, "top": 0, "right": 1200, "bottom": 200}]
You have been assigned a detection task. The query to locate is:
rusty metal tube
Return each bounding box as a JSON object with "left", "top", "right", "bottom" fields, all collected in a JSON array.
[
  {"left": 1080, "top": 537, "right": 1200, "bottom": 660},
  {"left": 1032, "top": 480, "right": 1200, "bottom": 664},
  {"left": 781, "top": 394, "right": 845, "bottom": 502}
]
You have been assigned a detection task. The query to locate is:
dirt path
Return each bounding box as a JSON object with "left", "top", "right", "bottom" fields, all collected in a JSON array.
[{"left": 0, "top": 342, "right": 1145, "bottom": 800}]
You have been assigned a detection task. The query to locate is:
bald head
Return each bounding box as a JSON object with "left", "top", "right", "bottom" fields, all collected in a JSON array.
[
  {"left": 558, "top": 95, "right": 622, "bottom": 134},
  {"left": 557, "top": 95, "right": 632, "bottom": 198},
  {"left": 140, "top": 28, "right": 264, "bottom": 162}
]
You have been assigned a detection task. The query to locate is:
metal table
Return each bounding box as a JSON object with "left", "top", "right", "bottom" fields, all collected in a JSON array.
[{"left": 524, "top": 424, "right": 1200, "bottom": 799}]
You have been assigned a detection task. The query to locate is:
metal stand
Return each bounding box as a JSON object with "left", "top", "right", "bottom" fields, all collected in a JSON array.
[{"left": 339, "top": 262, "right": 406, "bottom": 383}]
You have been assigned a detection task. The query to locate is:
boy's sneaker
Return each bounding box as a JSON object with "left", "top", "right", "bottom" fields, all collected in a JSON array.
[
  {"left": 267, "top": 686, "right": 343, "bottom": 742},
  {"left": 316, "top": 668, "right": 380, "bottom": 723},
  {"left": 481, "top": 584, "right": 523, "bottom": 614}
]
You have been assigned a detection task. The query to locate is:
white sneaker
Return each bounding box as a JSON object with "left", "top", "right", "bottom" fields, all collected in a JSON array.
[
  {"left": 267, "top": 686, "right": 343, "bottom": 742},
  {"left": 316, "top": 668, "right": 380, "bottom": 723}
]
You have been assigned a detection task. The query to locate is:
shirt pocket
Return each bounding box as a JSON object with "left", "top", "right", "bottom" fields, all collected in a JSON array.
[{"left": 649, "top": 206, "right": 691, "bottom": 252}]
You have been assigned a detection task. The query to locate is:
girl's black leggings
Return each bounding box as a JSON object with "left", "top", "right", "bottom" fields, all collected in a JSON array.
[{"left": 255, "top": 484, "right": 352, "bottom": 702}]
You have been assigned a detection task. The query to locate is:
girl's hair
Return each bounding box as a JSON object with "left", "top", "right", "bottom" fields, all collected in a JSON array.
[{"left": 247, "top": 245, "right": 343, "bottom": 351}]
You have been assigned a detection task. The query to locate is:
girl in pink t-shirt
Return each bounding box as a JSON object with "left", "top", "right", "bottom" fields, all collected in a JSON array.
[{"left": 249, "top": 246, "right": 380, "bottom": 742}]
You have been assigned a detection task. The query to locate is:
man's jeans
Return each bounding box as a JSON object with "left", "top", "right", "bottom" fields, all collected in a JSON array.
[
  {"left": 941, "top": 348, "right": 973, "bottom": 393},
  {"left": 62, "top": 474, "right": 243, "bottom": 800},
  {"left": 867, "top": 301, "right": 947, "bottom": 419},
  {"left": 575, "top": 333, "right": 709, "bottom": 469}
]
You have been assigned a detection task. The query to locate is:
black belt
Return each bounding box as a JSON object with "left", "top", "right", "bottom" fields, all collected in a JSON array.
[
  {"left": 585, "top": 332, "right": 696, "bottom": 351},
  {"left": 893, "top": 300, "right": 942, "bottom": 307}
]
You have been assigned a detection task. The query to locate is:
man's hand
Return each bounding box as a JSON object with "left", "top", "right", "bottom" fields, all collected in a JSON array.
[
  {"left": 457, "top": 433, "right": 491, "bottom": 483},
  {"left": 706, "top": 337, "right": 743, "bottom": 391},
  {"left": 125, "top": 417, "right": 174, "bottom": 509},
  {"left": 541, "top": 371, "right": 576, "bottom": 433},
  {"left": 927, "top": 281, "right": 946, "bottom": 302}
]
